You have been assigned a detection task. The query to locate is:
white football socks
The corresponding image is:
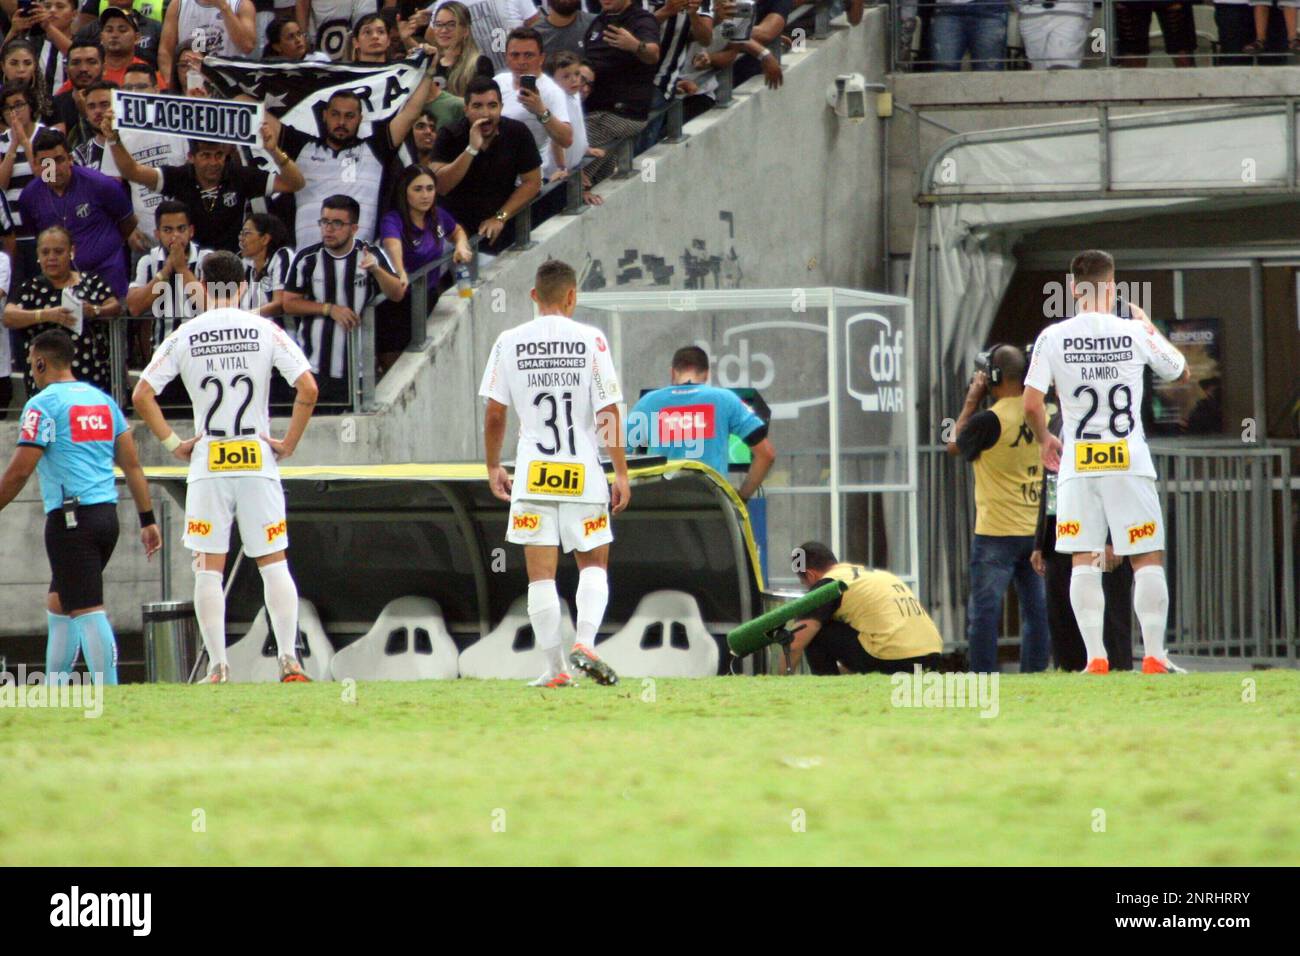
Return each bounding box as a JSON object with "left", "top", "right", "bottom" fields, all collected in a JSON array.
[
  {"left": 194, "top": 569, "right": 228, "bottom": 667},
  {"left": 1133, "top": 564, "right": 1170, "bottom": 662},
  {"left": 528, "top": 579, "right": 564, "bottom": 676},
  {"left": 575, "top": 566, "right": 609, "bottom": 650},
  {"left": 259, "top": 560, "right": 300, "bottom": 660},
  {"left": 1069, "top": 564, "right": 1107, "bottom": 663}
]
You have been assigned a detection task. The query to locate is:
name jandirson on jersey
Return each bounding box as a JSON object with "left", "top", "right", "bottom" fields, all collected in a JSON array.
[
  {"left": 528, "top": 372, "right": 583, "bottom": 388},
  {"left": 518, "top": 357, "right": 586, "bottom": 370}
]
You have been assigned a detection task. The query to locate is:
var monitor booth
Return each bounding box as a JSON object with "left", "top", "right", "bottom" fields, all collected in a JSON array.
[{"left": 145, "top": 460, "right": 767, "bottom": 681}]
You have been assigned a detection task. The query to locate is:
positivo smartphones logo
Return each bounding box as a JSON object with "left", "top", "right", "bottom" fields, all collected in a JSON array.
[{"left": 845, "top": 312, "right": 904, "bottom": 413}]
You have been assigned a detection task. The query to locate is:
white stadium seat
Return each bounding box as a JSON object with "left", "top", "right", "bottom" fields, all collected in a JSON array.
[
  {"left": 458, "top": 595, "right": 578, "bottom": 679},
  {"left": 595, "top": 590, "right": 719, "bottom": 678},
  {"left": 225, "top": 599, "right": 334, "bottom": 683},
  {"left": 329, "top": 596, "right": 459, "bottom": 681}
]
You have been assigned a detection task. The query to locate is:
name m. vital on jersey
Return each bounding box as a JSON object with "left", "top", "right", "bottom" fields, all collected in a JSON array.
[
  {"left": 1063, "top": 334, "right": 1133, "bottom": 380},
  {"left": 519, "top": 339, "right": 587, "bottom": 386}
]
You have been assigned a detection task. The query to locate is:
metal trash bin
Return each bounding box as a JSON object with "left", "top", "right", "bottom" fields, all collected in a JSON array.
[{"left": 142, "top": 601, "right": 201, "bottom": 683}]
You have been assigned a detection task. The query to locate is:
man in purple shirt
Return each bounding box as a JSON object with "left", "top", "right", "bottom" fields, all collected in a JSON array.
[{"left": 18, "top": 129, "right": 139, "bottom": 299}]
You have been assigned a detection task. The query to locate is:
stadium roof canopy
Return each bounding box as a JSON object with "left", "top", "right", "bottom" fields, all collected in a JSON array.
[{"left": 908, "top": 101, "right": 1299, "bottom": 406}]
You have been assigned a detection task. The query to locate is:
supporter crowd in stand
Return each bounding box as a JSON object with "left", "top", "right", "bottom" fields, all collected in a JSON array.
[
  {"left": 0, "top": 0, "right": 837, "bottom": 415},
  {"left": 901, "top": 0, "right": 1300, "bottom": 69}
]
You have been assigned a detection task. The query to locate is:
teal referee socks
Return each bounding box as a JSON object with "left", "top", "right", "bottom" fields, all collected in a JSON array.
[
  {"left": 74, "top": 612, "right": 119, "bottom": 686},
  {"left": 45, "top": 612, "right": 77, "bottom": 685}
]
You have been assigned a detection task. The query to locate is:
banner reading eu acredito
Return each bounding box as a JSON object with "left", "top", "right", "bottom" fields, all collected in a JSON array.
[{"left": 111, "top": 90, "right": 264, "bottom": 148}]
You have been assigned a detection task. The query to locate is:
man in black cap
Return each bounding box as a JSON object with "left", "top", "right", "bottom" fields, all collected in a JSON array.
[{"left": 75, "top": 1, "right": 163, "bottom": 69}]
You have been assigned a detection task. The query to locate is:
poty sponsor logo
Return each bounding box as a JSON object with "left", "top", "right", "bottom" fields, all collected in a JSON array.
[
  {"left": 49, "top": 885, "right": 151, "bottom": 936},
  {"left": 1, "top": 665, "right": 103, "bottom": 717},
  {"left": 1127, "top": 521, "right": 1156, "bottom": 545},
  {"left": 512, "top": 513, "right": 540, "bottom": 531},
  {"left": 1056, "top": 521, "right": 1081, "bottom": 538},
  {"left": 20, "top": 407, "right": 41, "bottom": 442},
  {"left": 582, "top": 514, "right": 608, "bottom": 537},
  {"left": 69, "top": 405, "right": 113, "bottom": 442},
  {"left": 187, "top": 519, "right": 212, "bottom": 537},
  {"left": 264, "top": 520, "right": 287, "bottom": 545}
]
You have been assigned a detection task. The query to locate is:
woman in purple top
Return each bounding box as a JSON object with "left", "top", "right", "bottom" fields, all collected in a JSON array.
[{"left": 376, "top": 163, "right": 472, "bottom": 371}]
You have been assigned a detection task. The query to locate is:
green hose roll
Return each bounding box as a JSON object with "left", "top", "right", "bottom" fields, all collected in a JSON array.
[{"left": 727, "top": 580, "right": 847, "bottom": 656}]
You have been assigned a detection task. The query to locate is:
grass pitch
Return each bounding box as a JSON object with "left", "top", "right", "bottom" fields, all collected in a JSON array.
[{"left": 1, "top": 672, "right": 1297, "bottom": 866}]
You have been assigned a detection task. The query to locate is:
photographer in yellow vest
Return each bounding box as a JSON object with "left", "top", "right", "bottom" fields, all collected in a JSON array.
[
  {"left": 947, "top": 344, "right": 1049, "bottom": 673},
  {"left": 780, "top": 542, "right": 943, "bottom": 675}
]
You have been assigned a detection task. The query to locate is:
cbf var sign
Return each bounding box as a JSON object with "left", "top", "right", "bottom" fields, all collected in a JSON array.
[
  {"left": 111, "top": 91, "right": 263, "bottom": 148},
  {"left": 846, "top": 312, "right": 905, "bottom": 413}
]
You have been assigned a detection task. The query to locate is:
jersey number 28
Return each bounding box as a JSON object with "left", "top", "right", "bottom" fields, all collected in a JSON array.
[{"left": 1073, "top": 383, "right": 1134, "bottom": 439}]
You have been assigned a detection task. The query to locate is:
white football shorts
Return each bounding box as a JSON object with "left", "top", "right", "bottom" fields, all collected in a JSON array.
[
  {"left": 1054, "top": 474, "right": 1166, "bottom": 556},
  {"left": 506, "top": 498, "right": 614, "bottom": 553},
  {"left": 183, "top": 476, "right": 289, "bottom": 558}
]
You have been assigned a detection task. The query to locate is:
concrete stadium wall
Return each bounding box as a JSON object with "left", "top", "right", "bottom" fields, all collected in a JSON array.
[{"left": 0, "top": 11, "right": 888, "bottom": 638}]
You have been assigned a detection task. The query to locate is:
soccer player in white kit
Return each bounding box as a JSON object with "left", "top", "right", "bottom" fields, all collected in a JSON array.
[
  {"left": 479, "top": 259, "right": 631, "bottom": 688},
  {"left": 1023, "top": 250, "right": 1191, "bottom": 675},
  {"left": 132, "top": 251, "right": 320, "bottom": 684}
]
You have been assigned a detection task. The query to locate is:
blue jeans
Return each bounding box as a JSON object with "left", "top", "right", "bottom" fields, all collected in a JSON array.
[
  {"left": 966, "top": 534, "right": 1050, "bottom": 673},
  {"left": 932, "top": 6, "right": 1008, "bottom": 71}
]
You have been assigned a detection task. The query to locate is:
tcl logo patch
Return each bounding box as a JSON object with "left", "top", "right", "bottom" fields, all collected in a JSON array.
[
  {"left": 1056, "top": 521, "right": 1080, "bottom": 538},
  {"left": 69, "top": 405, "right": 113, "bottom": 442},
  {"left": 187, "top": 519, "right": 212, "bottom": 537},
  {"left": 582, "top": 514, "right": 608, "bottom": 537},
  {"left": 657, "top": 405, "right": 716, "bottom": 444},
  {"left": 264, "top": 520, "right": 287, "bottom": 544},
  {"left": 512, "top": 513, "right": 541, "bottom": 531},
  {"left": 1127, "top": 522, "right": 1156, "bottom": 545},
  {"left": 20, "top": 408, "right": 42, "bottom": 442}
]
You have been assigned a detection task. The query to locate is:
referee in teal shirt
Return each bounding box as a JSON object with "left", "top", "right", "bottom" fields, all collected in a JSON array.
[
  {"left": 629, "top": 346, "right": 775, "bottom": 501},
  {"left": 0, "top": 330, "right": 161, "bottom": 685}
]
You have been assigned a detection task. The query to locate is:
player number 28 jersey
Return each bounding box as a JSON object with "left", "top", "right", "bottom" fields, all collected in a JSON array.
[
  {"left": 478, "top": 313, "right": 623, "bottom": 505},
  {"left": 140, "top": 308, "right": 313, "bottom": 484},
  {"left": 1024, "top": 310, "right": 1185, "bottom": 482}
]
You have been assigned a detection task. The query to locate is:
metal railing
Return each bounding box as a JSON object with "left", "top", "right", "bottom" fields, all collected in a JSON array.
[
  {"left": 921, "top": 441, "right": 1298, "bottom": 664},
  {"left": 891, "top": 0, "right": 1300, "bottom": 73}
]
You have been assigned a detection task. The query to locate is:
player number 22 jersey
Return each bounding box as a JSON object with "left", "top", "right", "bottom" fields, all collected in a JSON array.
[
  {"left": 1024, "top": 310, "right": 1186, "bottom": 482},
  {"left": 478, "top": 313, "right": 623, "bottom": 505},
  {"left": 141, "top": 308, "right": 313, "bottom": 484}
]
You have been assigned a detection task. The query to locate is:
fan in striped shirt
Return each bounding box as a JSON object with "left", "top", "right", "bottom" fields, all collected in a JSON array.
[
  {"left": 282, "top": 194, "right": 406, "bottom": 409},
  {"left": 641, "top": 0, "right": 714, "bottom": 150},
  {"left": 0, "top": 85, "right": 50, "bottom": 280},
  {"left": 124, "top": 200, "right": 208, "bottom": 374},
  {"left": 237, "top": 211, "right": 294, "bottom": 328}
]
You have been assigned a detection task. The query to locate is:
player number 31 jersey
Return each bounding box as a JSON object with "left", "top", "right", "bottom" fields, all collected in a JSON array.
[
  {"left": 1024, "top": 310, "right": 1186, "bottom": 482},
  {"left": 141, "top": 308, "right": 313, "bottom": 484},
  {"left": 479, "top": 313, "right": 623, "bottom": 505}
]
